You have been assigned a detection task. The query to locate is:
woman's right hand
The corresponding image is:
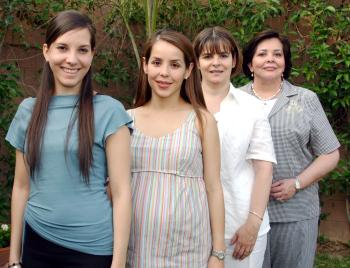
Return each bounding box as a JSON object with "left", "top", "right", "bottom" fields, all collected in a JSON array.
[{"left": 230, "top": 218, "right": 260, "bottom": 260}]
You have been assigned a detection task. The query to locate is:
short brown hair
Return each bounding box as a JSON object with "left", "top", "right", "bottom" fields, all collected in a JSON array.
[
  {"left": 242, "top": 30, "right": 292, "bottom": 80},
  {"left": 193, "top": 26, "right": 242, "bottom": 77}
]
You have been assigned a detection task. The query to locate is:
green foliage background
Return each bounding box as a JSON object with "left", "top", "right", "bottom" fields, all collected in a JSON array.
[{"left": 0, "top": 0, "right": 349, "bottom": 223}]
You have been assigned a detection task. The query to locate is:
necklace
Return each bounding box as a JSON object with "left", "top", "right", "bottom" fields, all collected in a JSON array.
[{"left": 251, "top": 81, "right": 283, "bottom": 102}]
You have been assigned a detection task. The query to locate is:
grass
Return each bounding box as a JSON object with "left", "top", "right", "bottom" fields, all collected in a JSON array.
[{"left": 315, "top": 254, "right": 350, "bottom": 268}]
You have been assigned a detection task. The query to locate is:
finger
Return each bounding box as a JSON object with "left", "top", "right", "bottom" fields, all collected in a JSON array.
[
  {"left": 230, "top": 233, "right": 238, "bottom": 245},
  {"left": 271, "top": 192, "right": 283, "bottom": 199},
  {"left": 239, "top": 247, "right": 249, "bottom": 260},
  {"left": 232, "top": 242, "right": 242, "bottom": 258},
  {"left": 270, "top": 186, "right": 283, "bottom": 193},
  {"left": 237, "top": 244, "right": 246, "bottom": 260},
  {"left": 271, "top": 181, "right": 283, "bottom": 187}
]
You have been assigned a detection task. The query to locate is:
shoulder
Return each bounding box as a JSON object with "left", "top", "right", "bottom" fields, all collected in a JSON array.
[
  {"left": 233, "top": 86, "right": 261, "bottom": 105},
  {"left": 286, "top": 81, "right": 320, "bottom": 107},
  {"left": 229, "top": 85, "right": 265, "bottom": 120},
  {"left": 286, "top": 81, "right": 314, "bottom": 96},
  {"left": 19, "top": 97, "right": 36, "bottom": 111},
  {"left": 198, "top": 108, "right": 216, "bottom": 126},
  {"left": 236, "top": 82, "right": 252, "bottom": 94},
  {"left": 94, "top": 95, "right": 130, "bottom": 116}
]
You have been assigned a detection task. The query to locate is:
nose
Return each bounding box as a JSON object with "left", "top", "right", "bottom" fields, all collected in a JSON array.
[
  {"left": 159, "top": 64, "right": 169, "bottom": 77},
  {"left": 66, "top": 51, "right": 78, "bottom": 65},
  {"left": 212, "top": 55, "right": 220, "bottom": 66},
  {"left": 266, "top": 53, "right": 275, "bottom": 63}
]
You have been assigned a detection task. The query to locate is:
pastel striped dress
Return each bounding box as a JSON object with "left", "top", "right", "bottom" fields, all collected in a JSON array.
[{"left": 127, "top": 110, "right": 211, "bottom": 268}]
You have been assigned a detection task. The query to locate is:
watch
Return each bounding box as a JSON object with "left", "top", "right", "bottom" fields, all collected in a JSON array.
[
  {"left": 295, "top": 176, "right": 301, "bottom": 191},
  {"left": 8, "top": 263, "right": 22, "bottom": 268},
  {"left": 211, "top": 249, "right": 225, "bottom": 260}
]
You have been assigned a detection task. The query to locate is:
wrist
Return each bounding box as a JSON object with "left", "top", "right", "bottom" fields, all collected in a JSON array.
[
  {"left": 8, "top": 262, "right": 22, "bottom": 268},
  {"left": 211, "top": 248, "right": 226, "bottom": 261},
  {"left": 295, "top": 176, "right": 302, "bottom": 191}
]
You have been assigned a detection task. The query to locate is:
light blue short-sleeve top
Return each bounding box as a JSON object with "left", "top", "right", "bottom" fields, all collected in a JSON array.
[{"left": 5, "top": 94, "right": 132, "bottom": 255}]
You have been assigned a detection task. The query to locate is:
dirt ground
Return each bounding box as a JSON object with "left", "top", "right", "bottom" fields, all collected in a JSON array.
[{"left": 317, "top": 240, "right": 350, "bottom": 257}]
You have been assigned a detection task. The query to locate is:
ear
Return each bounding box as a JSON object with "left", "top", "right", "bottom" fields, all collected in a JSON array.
[
  {"left": 185, "top": 62, "right": 194, "bottom": 79},
  {"left": 142, "top": 57, "right": 148, "bottom": 74},
  {"left": 43, "top": 44, "right": 49, "bottom": 61},
  {"left": 248, "top": 62, "right": 253, "bottom": 73},
  {"left": 232, "top": 55, "right": 237, "bottom": 69}
]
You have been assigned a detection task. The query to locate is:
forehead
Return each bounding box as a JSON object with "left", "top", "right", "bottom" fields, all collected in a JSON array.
[
  {"left": 200, "top": 39, "right": 232, "bottom": 55},
  {"left": 256, "top": 38, "right": 283, "bottom": 51},
  {"left": 149, "top": 40, "right": 185, "bottom": 61},
  {"left": 54, "top": 28, "right": 91, "bottom": 46}
]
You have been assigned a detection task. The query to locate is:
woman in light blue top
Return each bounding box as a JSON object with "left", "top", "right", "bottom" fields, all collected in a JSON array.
[{"left": 5, "top": 10, "right": 132, "bottom": 268}]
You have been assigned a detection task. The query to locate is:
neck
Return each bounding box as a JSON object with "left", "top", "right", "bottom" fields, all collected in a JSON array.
[
  {"left": 202, "top": 80, "right": 230, "bottom": 114},
  {"left": 202, "top": 80, "right": 230, "bottom": 98},
  {"left": 252, "top": 78, "right": 283, "bottom": 100},
  {"left": 147, "top": 94, "right": 186, "bottom": 111}
]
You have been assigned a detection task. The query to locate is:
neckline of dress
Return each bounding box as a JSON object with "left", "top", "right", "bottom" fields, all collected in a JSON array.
[{"left": 133, "top": 110, "right": 195, "bottom": 139}]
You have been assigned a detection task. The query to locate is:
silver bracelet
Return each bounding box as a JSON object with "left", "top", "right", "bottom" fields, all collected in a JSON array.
[{"left": 249, "top": 210, "right": 263, "bottom": 221}]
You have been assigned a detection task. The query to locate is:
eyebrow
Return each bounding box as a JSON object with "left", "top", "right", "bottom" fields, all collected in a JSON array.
[
  {"left": 150, "top": 57, "right": 183, "bottom": 63},
  {"left": 55, "top": 42, "right": 91, "bottom": 47},
  {"left": 257, "top": 48, "right": 283, "bottom": 52}
]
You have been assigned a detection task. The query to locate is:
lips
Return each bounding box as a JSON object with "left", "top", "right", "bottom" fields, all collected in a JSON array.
[
  {"left": 156, "top": 80, "right": 172, "bottom": 89},
  {"left": 209, "top": 70, "right": 223, "bottom": 73},
  {"left": 61, "top": 67, "right": 80, "bottom": 74},
  {"left": 263, "top": 66, "right": 277, "bottom": 71}
]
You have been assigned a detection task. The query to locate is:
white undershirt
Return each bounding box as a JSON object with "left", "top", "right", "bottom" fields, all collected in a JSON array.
[{"left": 259, "top": 98, "right": 277, "bottom": 117}]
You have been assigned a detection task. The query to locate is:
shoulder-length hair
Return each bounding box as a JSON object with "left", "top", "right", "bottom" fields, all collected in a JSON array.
[
  {"left": 193, "top": 26, "right": 242, "bottom": 77},
  {"left": 134, "top": 29, "right": 207, "bottom": 128},
  {"left": 26, "top": 10, "right": 96, "bottom": 183},
  {"left": 242, "top": 30, "right": 292, "bottom": 80}
]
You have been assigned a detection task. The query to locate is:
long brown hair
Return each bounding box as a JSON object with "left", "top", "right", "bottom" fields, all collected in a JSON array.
[
  {"left": 26, "top": 10, "right": 96, "bottom": 183},
  {"left": 134, "top": 29, "right": 207, "bottom": 128}
]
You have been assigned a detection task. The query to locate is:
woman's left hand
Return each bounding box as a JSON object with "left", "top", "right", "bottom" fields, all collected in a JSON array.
[
  {"left": 270, "top": 178, "right": 296, "bottom": 202},
  {"left": 208, "top": 256, "right": 224, "bottom": 268},
  {"left": 230, "top": 221, "right": 259, "bottom": 260}
]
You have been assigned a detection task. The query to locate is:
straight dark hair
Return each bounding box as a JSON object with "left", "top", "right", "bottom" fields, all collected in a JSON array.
[
  {"left": 193, "top": 26, "right": 242, "bottom": 77},
  {"left": 242, "top": 30, "right": 292, "bottom": 80},
  {"left": 26, "top": 10, "right": 96, "bottom": 183},
  {"left": 134, "top": 29, "right": 207, "bottom": 130}
]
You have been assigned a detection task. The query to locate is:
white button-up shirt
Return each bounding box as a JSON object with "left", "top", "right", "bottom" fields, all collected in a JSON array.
[{"left": 215, "top": 84, "right": 276, "bottom": 239}]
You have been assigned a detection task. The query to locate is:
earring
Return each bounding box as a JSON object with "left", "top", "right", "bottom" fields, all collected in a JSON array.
[
  {"left": 281, "top": 73, "right": 284, "bottom": 80},
  {"left": 251, "top": 72, "right": 254, "bottom": 78}
]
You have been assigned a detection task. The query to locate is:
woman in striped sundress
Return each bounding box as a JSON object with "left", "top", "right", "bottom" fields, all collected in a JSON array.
[{"left": 126, "top": 29, "right": 225, "bottom": 268}]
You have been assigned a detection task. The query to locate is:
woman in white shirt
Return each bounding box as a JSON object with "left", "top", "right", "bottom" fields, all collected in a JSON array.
[{"left": 193, "top": 26, "right": 276, "bottom": 268}]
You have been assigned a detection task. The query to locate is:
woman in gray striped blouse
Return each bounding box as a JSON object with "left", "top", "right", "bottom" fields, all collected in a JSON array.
[{"left": 239, "top": 30, "right": 340, "bottom": 268}]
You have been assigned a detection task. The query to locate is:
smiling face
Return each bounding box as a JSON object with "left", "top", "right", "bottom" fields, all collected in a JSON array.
[
  {"left": 143, "top": 40, "right": 193, "bottom": 101},
  {"left": 43, "top": 28, "right": 94, "bottom": 95},
  {"left": 198, "top": 43, "right": 236, "bottom": 87},
  {"left": 249, "top": 37, "right": 285, "bottom": 82}
]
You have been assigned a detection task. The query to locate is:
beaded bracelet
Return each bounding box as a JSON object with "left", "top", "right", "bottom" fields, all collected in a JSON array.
[
  {"left": 249, "top": 210, "right": 263, "bottom": 221},
  {"left": 8, "top": 262, "right": 22, "bottom": 268}
]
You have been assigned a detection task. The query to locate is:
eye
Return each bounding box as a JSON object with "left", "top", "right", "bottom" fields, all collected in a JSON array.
[
  {"left": 79, "top": 47, "right": 90, "bottom": 54},
  {"left": 171, "top": 62, "right": 181, "bottom": 69},
  {"left": 200, "top": 54, "right": 211, "bottom": 59},
  {"left": 257, "top": 52, "right": 266, "bottom": 57},
  {"left": 219, "top": 53, "right": 229, "bottom": 58},
  {"left": 56, "top": 45, "right": 67, "bottom": 51},
  {"left": 151, "top": 60, "right": 161, "bottom": 66},
  {"left": 274, "top": 52, "right": 283, "bottom": 57}
]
